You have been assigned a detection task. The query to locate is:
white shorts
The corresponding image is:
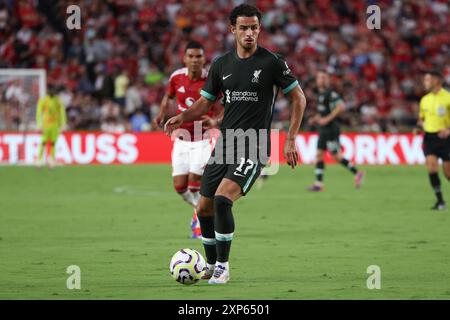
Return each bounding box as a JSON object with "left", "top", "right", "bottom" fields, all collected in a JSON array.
[{"left": 172, "top": 138, "right": 212, "bottom": 177}]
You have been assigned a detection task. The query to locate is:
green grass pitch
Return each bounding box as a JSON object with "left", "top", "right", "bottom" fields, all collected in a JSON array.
[{"left": 0, "top": 164, "right": 449, "bottom": 299}]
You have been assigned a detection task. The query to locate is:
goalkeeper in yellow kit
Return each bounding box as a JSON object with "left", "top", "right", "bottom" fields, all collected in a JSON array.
[{"left": 36, "top": 85, "right": 67, "bottom": 167}]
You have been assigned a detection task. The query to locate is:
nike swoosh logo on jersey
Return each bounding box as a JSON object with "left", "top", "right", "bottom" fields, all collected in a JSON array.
[
  {"left": 233, "top": 172, "right": 246, "bottom": 177},
  {"left": 222, "top": 74, "right": 232, "bottom": 80}
]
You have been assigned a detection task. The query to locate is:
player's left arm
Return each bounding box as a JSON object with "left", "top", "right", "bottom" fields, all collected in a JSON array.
[
  {"left": 285, "top": 85, "right": 307, "bottom": 169},
  {"left": 437, "top": 95, "right": 450, "bottom": 138},
  {"left": 273, "top": 56, "right": 306, "bottom": 168}
]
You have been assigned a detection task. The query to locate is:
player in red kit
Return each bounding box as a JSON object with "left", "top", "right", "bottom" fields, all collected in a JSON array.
[{"left": 154, "top": 41, "right": 222, "bottom": 238}]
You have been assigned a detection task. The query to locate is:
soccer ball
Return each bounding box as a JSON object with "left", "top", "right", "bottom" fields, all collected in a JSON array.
[{"left": 169, "top": 248, "right": 206, "bottom": 285}]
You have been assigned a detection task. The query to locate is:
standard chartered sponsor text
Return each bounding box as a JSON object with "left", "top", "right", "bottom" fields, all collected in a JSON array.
[{"left": 231, "top": 91, "right": 258, "bottom": 102}]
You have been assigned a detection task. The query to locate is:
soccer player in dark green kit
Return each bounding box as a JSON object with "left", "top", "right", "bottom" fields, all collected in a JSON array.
[
  {"left": 165, "top": 4, "right": 307, "bottom": 284},
  {"left": 307, "top": 70, "right": 364, "bottom": 192}
]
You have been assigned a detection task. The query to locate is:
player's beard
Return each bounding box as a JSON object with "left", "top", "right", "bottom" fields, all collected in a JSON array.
[{"left": 241, "top": 39, "right": 256, "bottom": 52}]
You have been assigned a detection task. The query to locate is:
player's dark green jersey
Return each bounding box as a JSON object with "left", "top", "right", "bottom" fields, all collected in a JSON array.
[
  {"left": 316, "top": 88, "right": 343, "bottom": 132},
  {"left": 201, "top": 46, "right": 298, "bottom": 132},
  {"left": 199, "top": 46, "right": 299, "bottom": 193}
]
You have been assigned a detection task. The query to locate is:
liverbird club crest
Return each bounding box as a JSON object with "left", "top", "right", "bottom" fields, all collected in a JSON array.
[{"left": 252, "top": 69, "right": 262, "bottom": 83}]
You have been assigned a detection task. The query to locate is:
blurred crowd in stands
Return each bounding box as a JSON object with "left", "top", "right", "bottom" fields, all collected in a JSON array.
[{"left": 0, "top": 0, "right": 449, "bottom": 132}]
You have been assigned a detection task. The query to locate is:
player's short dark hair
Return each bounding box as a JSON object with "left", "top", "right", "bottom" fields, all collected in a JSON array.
[
  {"left": 229, "top": 4, "right": 262, "bottom": 25},
  {"left": 185, "top": 41, "right": 204, "bottom": 53},
  {"left": 47, "top": 83, "right": 58, "bottom": 94},
  {"left": 424, "top": 70, "right": 443, "bottom": 80}
]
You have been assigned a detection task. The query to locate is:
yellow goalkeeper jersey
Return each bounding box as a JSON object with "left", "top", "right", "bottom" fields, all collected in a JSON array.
[
  {"left": 419, "top": 88, "right": 450, "bottom": 133},
  {"left": 36, "top": 95, "right": 67, "bottom": 129}
]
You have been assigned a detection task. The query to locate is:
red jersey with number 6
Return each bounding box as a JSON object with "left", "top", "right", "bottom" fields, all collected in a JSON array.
[{"left": 167, "top": 67, "right": 215, "bottom": 141}]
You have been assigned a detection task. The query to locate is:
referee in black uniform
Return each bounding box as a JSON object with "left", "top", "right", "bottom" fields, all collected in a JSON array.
[
  {"left": 165, "top": 4, "right": 307, "bottom": 284},
  {"left": 416, "top": 71, "right": 450, "bottom": 210}
]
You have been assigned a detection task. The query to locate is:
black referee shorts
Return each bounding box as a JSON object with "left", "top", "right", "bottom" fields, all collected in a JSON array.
[{"left": 423, "top": 132, "right": 450, "bottom": 161}]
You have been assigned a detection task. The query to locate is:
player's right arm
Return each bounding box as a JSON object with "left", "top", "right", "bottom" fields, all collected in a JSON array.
[
  {"left": 154, "top": 71, "right": 177, "bottom": 129},
  {"left": 165, "top": 58, "right": 221, "bottom": 136},
  {"left": 201, "top": 100, "right": 224, "bottom": 129},
  {"left": 414, "top": 97, "right": 425, "bottom": 135},
  {"left": 164, "top": 96, "right": 215, "bottom": 135},
  {"left": 154, "top": 92, "right": 175, "bottom": 129}
]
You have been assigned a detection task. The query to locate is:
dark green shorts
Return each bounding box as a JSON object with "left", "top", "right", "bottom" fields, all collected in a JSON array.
[
  {"left": 200, "top": 158, "right": 263, "bottom": 198},
  {"left": 317, "top": 129, "right": 340, "bottom": 154}
]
